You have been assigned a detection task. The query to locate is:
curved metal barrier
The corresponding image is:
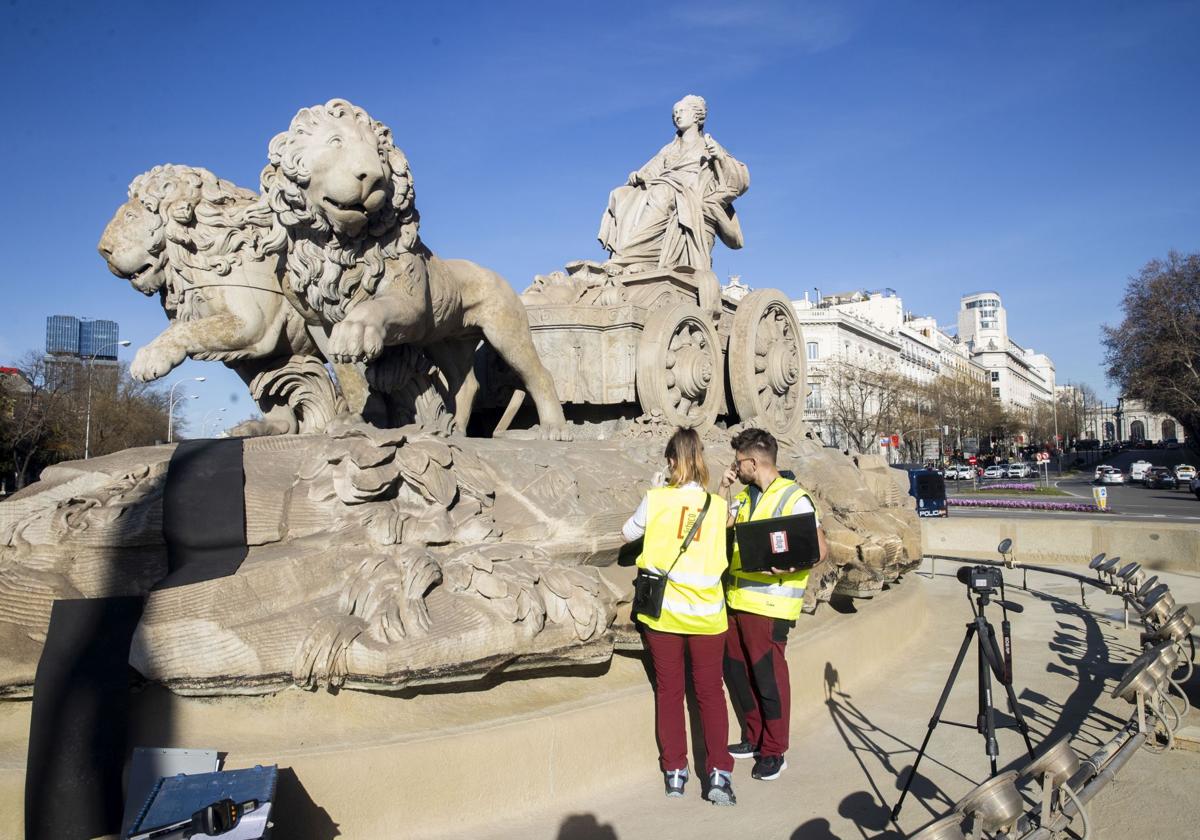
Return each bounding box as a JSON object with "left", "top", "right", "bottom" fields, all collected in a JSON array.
[{"left": 907, "top": 544, "right": 1195, "bottom": 839}]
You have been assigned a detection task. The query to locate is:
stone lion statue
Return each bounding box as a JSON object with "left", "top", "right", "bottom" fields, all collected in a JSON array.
[
  {"left": 258, "top": 99, "right": 568, "bottom": 439},
  {"left": 98, "top": 164, "right": 344, "bottom": 434}
]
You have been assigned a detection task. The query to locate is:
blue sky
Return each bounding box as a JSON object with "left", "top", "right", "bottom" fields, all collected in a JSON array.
[{"left": 2, "top": 0, "right": 1198, "bottom": 432}]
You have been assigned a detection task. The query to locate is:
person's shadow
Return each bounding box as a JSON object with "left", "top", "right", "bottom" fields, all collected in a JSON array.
[
  {"left": 557, "top": 813, "right": 618, "bottom": 839},
  {"left": 271, "top": 768, "right": 340, "bottom": 838}
]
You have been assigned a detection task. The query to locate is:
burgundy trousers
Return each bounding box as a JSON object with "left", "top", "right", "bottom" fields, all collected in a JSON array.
[
  {"left": 723, "top": 608, "right": 793, "bottom": 757},
  {"left": 643, "top": 628, "right": 734, "bottom": 774}
]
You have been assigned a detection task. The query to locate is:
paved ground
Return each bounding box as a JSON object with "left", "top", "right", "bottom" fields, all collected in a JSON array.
[{"left": 436, "top": 562, "right": 1200, "bottom": 839}]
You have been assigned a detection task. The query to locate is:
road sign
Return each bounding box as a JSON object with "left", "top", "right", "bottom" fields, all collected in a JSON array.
[
  {"left": 891, "top": 434, "right": 900, "bottom": 448},
  {"left": 1093, "top": 486, "right": 1108, "bottom": 511},
  {"left": 879, "top": 436, "right": 890, "bottom": 448}
]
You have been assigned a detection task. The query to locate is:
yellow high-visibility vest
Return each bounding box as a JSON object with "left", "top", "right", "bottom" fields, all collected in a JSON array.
[
  {"left": 636, "top": 486, "right": 729, "bottom": 635},
  {"left": 726, "top": 477, "right": 819, "bottom": 621}
]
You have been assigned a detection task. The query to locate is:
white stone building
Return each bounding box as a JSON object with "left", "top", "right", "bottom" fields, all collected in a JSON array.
[
  {"left": 791, "top": 288, "right": 989, "bottom": 452},
  {"left": 793, "top": 290, "right": 903, "bottom": 446},
  {"left": 1084, "top": 399, "right": 1188, "bottom": 445},
  {"left": 957, "top": 291, "right": 1055, "bottom": 409}
]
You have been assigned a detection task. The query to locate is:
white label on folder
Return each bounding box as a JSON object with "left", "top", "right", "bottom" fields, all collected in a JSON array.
[{"left": 769, "top": 530, "right": 789, "bottom": 554}]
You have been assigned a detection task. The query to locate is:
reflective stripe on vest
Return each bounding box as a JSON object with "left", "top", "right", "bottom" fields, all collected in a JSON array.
[
  {"left": 726, "top": 477, "right": 814, "bottom": 621},
  {"left": 661, "top": 596, "right": 726, "bottom": 616},
  {"left": 772, "top": 485, "right": 802, "bottom": 518},
  {"left": 729, "top": 578, "right": 806, "bottom": 600},
  {"left": 636, "top": 486, "right": 729, "bottom": 635}
]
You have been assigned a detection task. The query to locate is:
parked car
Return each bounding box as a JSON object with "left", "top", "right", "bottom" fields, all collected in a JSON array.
[
  {"left": 1191, "top": 476, "right": 1200, "bottom": 500},
  {"left": 1173, "top": 464, "right": 1196, "bottom": 482},
  {"left": 1145, "top": 467, "right": 1176, "bottom": 490},
  {"left": 951, "top": 464, "right": 976, "bottom": 480},
  {"left": 1099, "top": 467, "right": 1126, "bottom": 485},
  {"left": 983, "top": 465, "right": 1006, "bottom": 479},
  {"left": 1164, "top": 438, "right": 1181, "bottom": 450},
  {"left": 1129, "top": 460, "right": 1153, "bottom": 482}
]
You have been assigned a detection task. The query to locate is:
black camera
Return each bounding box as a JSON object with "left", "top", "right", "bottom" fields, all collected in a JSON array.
[{"left": 957, "top": 565, "right": 1003, "bottom": 595}]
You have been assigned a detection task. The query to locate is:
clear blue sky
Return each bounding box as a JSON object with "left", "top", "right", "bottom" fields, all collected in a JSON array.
[{"left": 2, "top": 0, "right": 1198, "bottom": 432}]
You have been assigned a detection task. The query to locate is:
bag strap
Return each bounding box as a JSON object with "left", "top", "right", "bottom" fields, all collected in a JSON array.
[{"left": 663, "top": 493, "right": 712, "bottom": 577}]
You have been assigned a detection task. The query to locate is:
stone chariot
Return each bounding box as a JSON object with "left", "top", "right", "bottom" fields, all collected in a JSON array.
[{"left": 506, "top": 262, "right": 807, "bottom": 439}]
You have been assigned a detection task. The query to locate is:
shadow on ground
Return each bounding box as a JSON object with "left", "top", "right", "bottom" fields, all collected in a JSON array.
[
  {"left": 556, "top": 812, "right": 619, "bottom": 839},
  {"left": 817, "top": 662, "right": 963, "bottom": 839}
]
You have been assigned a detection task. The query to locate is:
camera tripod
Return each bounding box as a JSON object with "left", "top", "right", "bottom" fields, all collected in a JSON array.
[{"left": 891, "top": 576, "right": 1036, "bottom": 823}]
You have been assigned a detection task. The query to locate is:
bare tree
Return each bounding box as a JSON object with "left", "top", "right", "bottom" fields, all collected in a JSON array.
[
  {"left": 824, "top": 358, "right": 907, "bottom": 454},
  {"left": 1, "top": 352, "right": 77, "bottom": 489},
  {"left": 1103, "top": 252, "right": 1200, "bottom": 445},
  {"left": 0, "top": 353, "right": 173, "bottom": 491}
]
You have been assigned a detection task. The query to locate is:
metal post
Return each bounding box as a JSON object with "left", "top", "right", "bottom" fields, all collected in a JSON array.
[{"left": 166, "top": 376, "right": 205, "bottom": 443}]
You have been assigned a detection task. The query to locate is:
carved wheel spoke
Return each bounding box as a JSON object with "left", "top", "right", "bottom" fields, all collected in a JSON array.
[
  {"left": 636, "top": 301, "right": 723, "bottom": 430},
  {"left": 729, "top": 291, "right": 807, "bottom": 438}
]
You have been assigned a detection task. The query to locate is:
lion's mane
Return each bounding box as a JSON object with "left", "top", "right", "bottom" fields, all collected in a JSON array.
[
  {"left": 128, "top": 164, "right": 276, "bottom": 319},
  {"left": 259, "top": 99, "right": 425, "bottom": 324}
]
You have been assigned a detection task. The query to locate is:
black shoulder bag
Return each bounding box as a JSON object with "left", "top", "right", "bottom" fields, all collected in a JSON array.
[{"left": 632, "top": 494, "right": 713, "bottom": 621}]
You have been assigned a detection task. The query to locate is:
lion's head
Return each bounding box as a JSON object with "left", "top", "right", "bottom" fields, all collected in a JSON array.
[
  {"left": 260, "top": 99, "right": 423, "bottom": 323},
  {"left": 99, "top": 165, "right": 270, "bottom": 306}
]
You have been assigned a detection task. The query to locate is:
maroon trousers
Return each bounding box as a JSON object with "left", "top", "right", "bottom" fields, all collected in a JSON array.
[
  {"left": 723, "top": 608, "right": 793, "bottom": 757},
  {"left": 642, "top": 628, "right": 734, "bottom": 774}
]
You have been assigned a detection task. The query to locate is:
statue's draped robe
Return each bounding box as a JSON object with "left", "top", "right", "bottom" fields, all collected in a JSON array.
[{"left": 598, "top": 134, "right": 749, "bottom": 271}]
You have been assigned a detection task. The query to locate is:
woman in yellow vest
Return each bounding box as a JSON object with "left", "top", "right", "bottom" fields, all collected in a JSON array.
[{"left": 621, "top": 427, "right": 736, "bottom": 805}]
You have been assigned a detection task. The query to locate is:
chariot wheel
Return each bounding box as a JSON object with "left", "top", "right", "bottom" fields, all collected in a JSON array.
[
  {"left": 728, "top": 290, "right": 806, "bottom": 438},
  {"left": 636, "top": 301, "right": 723, "bottom": 429}
]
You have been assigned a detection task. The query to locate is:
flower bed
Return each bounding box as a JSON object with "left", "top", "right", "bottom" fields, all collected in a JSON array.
[
  {"left": 948, "top": 498, "right": 1104, "bottom": 513},
  {"left": 980, "top": 482, "right": 1036, "bottom": 491}
]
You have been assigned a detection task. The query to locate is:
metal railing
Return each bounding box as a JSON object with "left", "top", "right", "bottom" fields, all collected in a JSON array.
[{"left": 906, "top": 544, "right": 1195, "bottom": 839}]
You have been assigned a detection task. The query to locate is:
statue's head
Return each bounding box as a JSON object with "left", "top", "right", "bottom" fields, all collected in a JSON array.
[
  {"left": 261, "top": 99, "right": 417, "bottom": 243},
  {"left": 99, "top": 165, "right": 261, "bottom": 296},
  {"left": 673, "top": 95, "right": 707, "bottom": 133}
]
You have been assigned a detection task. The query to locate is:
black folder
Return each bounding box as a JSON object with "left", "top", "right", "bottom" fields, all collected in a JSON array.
[{"left": 733, "top": 512, "right": 820, "bottom": 573}]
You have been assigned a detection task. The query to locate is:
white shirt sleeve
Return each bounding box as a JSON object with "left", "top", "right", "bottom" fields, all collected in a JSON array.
[
  {"left": 788, "top": 492, "right": 819, "bottom": 525},
  {"left": 622, "top": 492, "right": 650, "bottom": 541}
]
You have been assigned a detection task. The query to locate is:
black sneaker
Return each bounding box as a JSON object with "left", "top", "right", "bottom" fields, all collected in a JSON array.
[
  {"left": 751, "top": 754, "right": 787, "bottom": 781},
  {"left": 706, "top": 769, "right": 737, "bottom": 806},
  {"left": 728, "top": 739, "right": 757, "bottom": 760},
  {"left": 664, "top": 768, "right": 688, "bottom": 797}
]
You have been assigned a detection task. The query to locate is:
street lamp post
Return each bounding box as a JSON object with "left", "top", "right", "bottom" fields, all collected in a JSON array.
[
  {"left": 167, "top": 377, "right": 206, "bottom": 443},
  {"left": 84, "top": 339, "right": 131, "bottom": 459},
  {"left": 202, "top": 407, "right": 227, "bottom": 437}
]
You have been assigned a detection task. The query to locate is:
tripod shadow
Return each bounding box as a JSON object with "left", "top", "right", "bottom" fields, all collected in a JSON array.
[
  {"left": 1007, "top": 592, "right": 1130, "bottom": 761},
  {"left": 820, "top": 663, "right": 968, "bottom": 838}
]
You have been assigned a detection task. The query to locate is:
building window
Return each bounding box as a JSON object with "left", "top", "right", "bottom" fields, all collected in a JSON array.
[
  {"left": 806, "top": 384, "right": 822, "bottom": 411},
  {"left": 991, "top": 387, "right": 1001, "bottom": 398},
  {"left": 990, "top": 371, "right": 999, "bottom": 382},
  {"left": 807, "top": 342, "right": 819, "bottom": 360}
]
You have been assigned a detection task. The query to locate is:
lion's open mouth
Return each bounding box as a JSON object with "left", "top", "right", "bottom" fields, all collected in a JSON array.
[
  {"left": 322, "top": 196, "right": 368, "bottom": 215},
  {"left": 129, "top": 262, "right": 155, "bottom": 281}
]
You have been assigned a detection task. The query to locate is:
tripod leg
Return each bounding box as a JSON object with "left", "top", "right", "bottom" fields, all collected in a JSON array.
[
  {"left": 891, "top": 623, "right": 977, "bottom": 823},
  {"left": 1001, "top": 674, "right": 1037, "bottom": 759},
  {"left": 984, "top": 619, "right": 1037, "bottom": 760},
  {"left": 981, "top": 645, "right": 999, "bottom": 775}
]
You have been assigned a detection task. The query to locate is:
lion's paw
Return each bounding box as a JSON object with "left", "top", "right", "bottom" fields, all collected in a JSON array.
[
  {"left": 329, "top": 317, "right": 385, "bottom": 363},
  {"left": 539, "top": 423, "right": 574, "bottom": 442},
  {"left": 130, "top": 343, "right": 185, "bottom": 382}
]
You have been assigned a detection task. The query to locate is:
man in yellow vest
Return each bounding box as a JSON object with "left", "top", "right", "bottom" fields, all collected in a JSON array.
[{"left": 719, "top": 428, "right": 828, "bottom": 781}]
